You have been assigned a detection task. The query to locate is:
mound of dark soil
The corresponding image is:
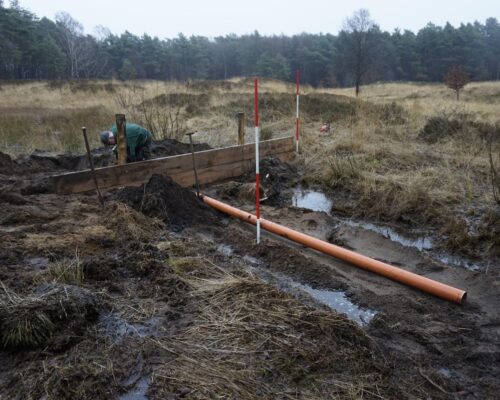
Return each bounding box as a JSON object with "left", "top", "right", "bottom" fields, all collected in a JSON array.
[
  {"left": 0, "top": 151, "right": 14, "bottom": 175},
  {"left": 115, "top": 174, "right": 219, "bottom": 230},
  {"left": 216, "top": 158, "right": 298, "bottom": 206},
  {"left": 150, "top": 139, "right": 211, "bottom": 158},
  {"left": 1, "top": 139, "right": 210, "bottom": 178},
  {"left": 260, "top": 157, "right": 299, "bottom": 205}
]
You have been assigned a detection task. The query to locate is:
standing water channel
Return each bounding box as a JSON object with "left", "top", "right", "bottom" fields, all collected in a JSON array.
[
  {"left": 291, "top": 187, "right": 481, "bottom": 271},
  {"left": 216, "top": 244, "right": 376, "bottom": 326}
]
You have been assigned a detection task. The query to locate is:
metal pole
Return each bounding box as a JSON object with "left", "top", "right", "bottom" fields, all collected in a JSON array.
[
  {"left": 82, "top": 127, "right": 105, "bottom": 208},
  {"left": 186, "top": 132, "right": 200, "bottom": 198},
  {"left": 254, "top": 78, "right": 261, "bottom": 244},
  {"left": 115, "top": 114, "right": 127, "bottom": 165}
]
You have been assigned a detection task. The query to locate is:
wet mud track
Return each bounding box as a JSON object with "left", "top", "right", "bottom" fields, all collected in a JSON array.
[{"left": 0, "top": 152, "right": 499, "bottom": 399}]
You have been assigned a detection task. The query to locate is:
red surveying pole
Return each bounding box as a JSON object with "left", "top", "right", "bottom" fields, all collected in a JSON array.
[
  {"left": 295, "top": 69, "right": 300, "bottom": 153},
  {"left": 254, "top": 78, "right": 261, "bottom": 244}
]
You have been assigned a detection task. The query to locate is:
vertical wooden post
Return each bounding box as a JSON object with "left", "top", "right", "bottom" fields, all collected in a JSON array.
[
  {"left": 237, "top": 112, "right": 245, "bottom": 145},
  {"left": 115, "top": 114, "right": 127, "bottom": 165}
]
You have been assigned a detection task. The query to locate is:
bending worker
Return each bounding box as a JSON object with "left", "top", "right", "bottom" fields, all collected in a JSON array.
[{"left": 100, "top": 123, "right": 152, "bottom": 162}]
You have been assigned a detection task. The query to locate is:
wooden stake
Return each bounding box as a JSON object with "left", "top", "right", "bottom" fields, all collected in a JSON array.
[{"left": 115, "top": 114, "right": 127, "bottom": 165}]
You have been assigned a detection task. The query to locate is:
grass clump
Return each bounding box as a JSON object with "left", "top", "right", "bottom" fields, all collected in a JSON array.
[
  {"left": 0, "top": 282, "right": 55, "bottom": 349},
  {"left": 46, "top": 253, "right": 84, "bottom": 286},
  {"left": 0, "top": 282, "right": 99, "bottom": 350},
  {"left": 259, "top": 126, "right": 273, "bottom": 140},
  {"left": 324, "top": 151, "right": 362, "bottom": 189}
]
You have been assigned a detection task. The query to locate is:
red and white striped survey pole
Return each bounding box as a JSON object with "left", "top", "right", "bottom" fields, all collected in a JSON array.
[
  {"left": 254, "top": 78, "right": 261, "bottom": 244},
  {"left": 295, "top": 69, "right": 301, "bottom": 153}
]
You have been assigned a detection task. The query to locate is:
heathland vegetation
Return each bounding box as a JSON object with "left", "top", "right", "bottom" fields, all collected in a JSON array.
[{"left": 1, "top": 1, "right": 500, "bottom": 86}]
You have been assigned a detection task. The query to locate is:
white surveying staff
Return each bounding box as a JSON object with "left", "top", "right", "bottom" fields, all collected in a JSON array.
[{"left": 254, "top": 77, "right": 261, "bottom": 244}]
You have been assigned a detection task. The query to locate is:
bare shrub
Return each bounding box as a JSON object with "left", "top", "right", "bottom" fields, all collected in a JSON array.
[{"left": 115, "top": 87, "right": 187, "bottom": 140}]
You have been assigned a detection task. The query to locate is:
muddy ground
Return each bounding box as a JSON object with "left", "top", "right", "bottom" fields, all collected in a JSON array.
[{"left": 0, "top": 146, "right": 499, "bottom": 399}]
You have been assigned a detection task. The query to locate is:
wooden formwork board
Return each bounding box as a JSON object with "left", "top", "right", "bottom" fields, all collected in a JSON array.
[{"left": 51, "top": 136, "right": 294, "bottom": 194}]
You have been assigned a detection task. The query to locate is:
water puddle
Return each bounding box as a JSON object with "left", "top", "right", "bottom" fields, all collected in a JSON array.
[
  {"left": 292, "top": 188, "right": 333, "bottom": 214},
  {"left": 290, "top": 187, "right": 482, "bottom": 271},
  {"left": 99, "top": 313, "right": 161, "bottom": 342},
  {"left": 27, "top": 257, "right": 49, "bottom": 270},
  {"left": 242, "top": 254, "right": 260, "bottom": 266},
  {"left": 291, "top": 281, "right": 376, "bottom": 325},
  {"left": 217, "top": 244, "right": 233, "bottom": 256},
  {"left": 435, "top": 254, "right": 481, "bottom": 272},
  {"left": 343, "top": 220, "right": 433, "bottom": 251},
  {"left": 244, "top": 262, "right": 376, "bottom": 326},
  {"left": 214, "top": 236, "right": 376, "bottom": 325},
  {"left": 119, "top": 376, "right": 150, "bottom": 400}
]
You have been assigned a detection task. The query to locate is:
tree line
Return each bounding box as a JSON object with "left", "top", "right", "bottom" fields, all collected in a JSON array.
[{"left": 1, "top": 1, "right": 499, "bottom": 87}]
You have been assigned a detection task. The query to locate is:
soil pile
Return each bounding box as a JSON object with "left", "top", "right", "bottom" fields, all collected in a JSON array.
[
  {"left": 115, "top": 174, "right": 219, "bottom": 230},
  {"left": 1, "top": 139, "right": 211, "bottom": 177},
  {"left": 216, "top": 157, "right": 299, "bottom": 206},
  {"left": 260, "top": 157, "right": 298, "bottom": 204},
  {"left": 150, "top": 138, "right": 211, "bottom": 158},
  {"left": 0, "top": 151, "right": 14, "bottom": 175}
]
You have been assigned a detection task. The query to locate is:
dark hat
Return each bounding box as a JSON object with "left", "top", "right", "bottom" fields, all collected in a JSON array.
[{"left": 100, "top": 131, "right": 114, "bottom": 144}]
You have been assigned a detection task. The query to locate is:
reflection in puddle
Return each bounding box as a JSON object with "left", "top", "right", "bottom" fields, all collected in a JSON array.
[
  {"left": 344, "top": 220, "right": 433, "bottom": 251},
  {"left": 242, "top": 255, "right": 260, "bottom": 266},
  {"left": 292, "top": 189, "right": 333, "bottom": 214},
  {"left": 217, "top": 244, "right": 233, "bottom": 256},
  {"left": 243, "top": 261, "right": 376, "bottom": 326},
  {"left": 291, "top": 187, "right": 483, "bottom": 271},
  {"left": 119, "top": 376, "right": 150, "bottom": 400},
  {"left": 288, "top": 280, "right": 376, "bottom": 325},
  {"left": 435, "top": 255, "right": 481, "bottom": 272}
]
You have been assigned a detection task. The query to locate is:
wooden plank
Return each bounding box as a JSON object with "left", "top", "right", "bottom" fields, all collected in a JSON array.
[
  {"left": 51, "top": 137, "right": 294, "bottom": 194},
  {"left": 169, "top": 150, "right": 292, "bottom": 187}
]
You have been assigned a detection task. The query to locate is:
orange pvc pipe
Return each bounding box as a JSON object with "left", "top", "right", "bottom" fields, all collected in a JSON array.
[{"left": 202, "top": 195, "right": 467, "bottom": 304}]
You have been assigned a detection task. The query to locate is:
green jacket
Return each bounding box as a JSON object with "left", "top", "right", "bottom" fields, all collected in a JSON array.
[{"left": 110, "top": 123, "right": 152, "bottom": 160}]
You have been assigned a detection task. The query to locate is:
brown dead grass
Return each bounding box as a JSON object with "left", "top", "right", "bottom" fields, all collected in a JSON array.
[{"left": 149, "top": 252, "right": 395, "bottom": 399}]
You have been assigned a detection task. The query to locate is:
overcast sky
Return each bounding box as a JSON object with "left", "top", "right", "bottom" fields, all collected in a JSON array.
[{"left": 14, "top": 0, "right": 500, "bottom": 38}]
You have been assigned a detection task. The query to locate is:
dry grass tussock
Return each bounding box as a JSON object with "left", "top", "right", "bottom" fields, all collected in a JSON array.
[{"left": 0, "top": 281, "right": 98, "bottom": 349}]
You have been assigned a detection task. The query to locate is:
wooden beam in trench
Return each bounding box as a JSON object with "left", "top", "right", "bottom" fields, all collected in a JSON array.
[{"left": 51, "top": 136, "right": 294, "bottom": 194}]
